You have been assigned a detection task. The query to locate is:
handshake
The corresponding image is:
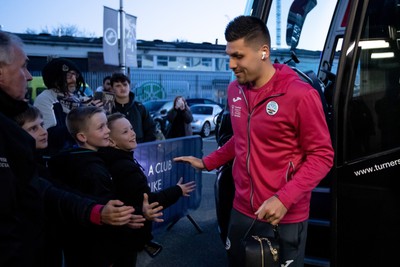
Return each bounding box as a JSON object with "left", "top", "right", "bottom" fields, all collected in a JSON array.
[{"left": 175, "top": 98, "right": 186, "bottom": 110}]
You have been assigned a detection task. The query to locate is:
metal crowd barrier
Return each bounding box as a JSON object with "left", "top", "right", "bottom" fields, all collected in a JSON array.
[{"left": 134, "top": 135, "right": 203, "bottom": 232}]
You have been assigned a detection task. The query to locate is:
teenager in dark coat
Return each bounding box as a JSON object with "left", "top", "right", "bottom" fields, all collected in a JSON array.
[{"left": 110, "top": 72, "right": 158, "bottom": 143}]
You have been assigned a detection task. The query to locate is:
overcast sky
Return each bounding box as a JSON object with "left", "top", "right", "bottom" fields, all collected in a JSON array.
[{"left": 0, "top": 0, "right": 246, "bottom": 44}]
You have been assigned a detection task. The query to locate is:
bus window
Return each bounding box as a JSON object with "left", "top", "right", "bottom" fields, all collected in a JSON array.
[
  {"left": 331, "top": 38, "right": 343, "bottom": 76},
  {"left": 266, "top": 0, "right": 336, "bottom": 73},
  {"left": 322, "top": 37, "right": 342, "bottom": 117},
  {"left": 345, "top": 1, "right": 400, "bottom": 161}
]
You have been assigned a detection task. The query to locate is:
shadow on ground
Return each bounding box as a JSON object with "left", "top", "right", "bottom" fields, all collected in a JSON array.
[{"left": 137, "top": 171, "right": 228, "bottom": 267}]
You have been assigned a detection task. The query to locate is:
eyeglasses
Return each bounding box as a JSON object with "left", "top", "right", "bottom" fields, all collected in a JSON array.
[{"left": 66, "top": 71, "right": 79, "bottom": 79}]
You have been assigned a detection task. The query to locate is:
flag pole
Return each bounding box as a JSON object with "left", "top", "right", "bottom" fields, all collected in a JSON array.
[{"left": 119, "top": 0, "right": 126, "bottom": 74}]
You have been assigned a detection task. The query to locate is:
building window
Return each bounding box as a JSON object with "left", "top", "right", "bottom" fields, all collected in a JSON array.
[
  {"left": 185, "top": 57, "right": 192, "bottom": 68},
  {"left": 202, "top": 58, "right": 212, "bottom": 67},
  {"left": 216, "top": 58, "right": 229, "bottom": 71},
  {"left": 157, "top": 56, "right": 168, "bottom": 67},
  {"left": 142, "top": 55, "right": 154, "bottom": 68}
]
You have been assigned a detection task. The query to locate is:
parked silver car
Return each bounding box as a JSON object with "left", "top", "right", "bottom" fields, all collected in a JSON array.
[
  {"left": 186, "top": 98, "right": 224, "bottom": 109},
  {"left": 190, "top": 104, "right": 223, "bottom": 137}
]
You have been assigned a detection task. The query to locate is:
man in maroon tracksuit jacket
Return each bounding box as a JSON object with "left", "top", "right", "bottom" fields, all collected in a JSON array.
[{"left": 174, "top": 15, "right": 334, "bottom": 267}]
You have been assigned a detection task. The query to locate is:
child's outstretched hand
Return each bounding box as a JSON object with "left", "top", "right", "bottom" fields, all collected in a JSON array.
[
  {"left": 177, "top": 177, "right": 196, "bottom": 197},
  {"left": 127, "top": 214, "right": 146, "bottom": 229},
  {"left": 142, "top": 193, "right": 164, "bottom": 223}
]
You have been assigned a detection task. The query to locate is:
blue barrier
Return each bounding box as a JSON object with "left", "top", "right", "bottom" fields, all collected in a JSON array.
[{"left": 134, "top": 135, "right": 203, "bottom": 232}]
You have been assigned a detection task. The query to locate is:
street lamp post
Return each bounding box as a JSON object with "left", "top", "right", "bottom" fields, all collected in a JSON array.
[{"left": 119, "top": 0, "right": 126, "bottom": 74}]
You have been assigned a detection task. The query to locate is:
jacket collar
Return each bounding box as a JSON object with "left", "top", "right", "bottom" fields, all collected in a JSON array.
[
  {"left": 0, "top": 89, "right": 29, "bottom": 118},
  {"left": 115, "top": 91, "right": 135, "bottom": 109},
  {"left": 237, "top": 64, "right": 300, "bottom": 101}
]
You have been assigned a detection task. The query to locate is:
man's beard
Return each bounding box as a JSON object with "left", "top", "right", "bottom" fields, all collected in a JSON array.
[{"left": 67, "top": 84, "right": 76, "bottom": 93}]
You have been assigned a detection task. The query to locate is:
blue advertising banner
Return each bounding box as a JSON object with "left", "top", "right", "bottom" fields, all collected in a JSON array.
[{"left": 134, "top": 135, "right": 203, "bottom": 232}]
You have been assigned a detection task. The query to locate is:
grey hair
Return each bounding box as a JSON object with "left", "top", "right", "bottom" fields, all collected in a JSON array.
[{"left": 0, "top": 31, "right": 24, "bottom": 66}]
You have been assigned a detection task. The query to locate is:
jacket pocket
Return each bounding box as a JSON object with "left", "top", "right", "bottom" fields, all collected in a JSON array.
[{"left": 285, "top": 161, "right": 295, "bottom": 182}]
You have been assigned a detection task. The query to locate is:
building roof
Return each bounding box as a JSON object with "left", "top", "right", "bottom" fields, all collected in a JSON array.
[{"left": 16, "top": 32, "right": 227, "bottom": 53}]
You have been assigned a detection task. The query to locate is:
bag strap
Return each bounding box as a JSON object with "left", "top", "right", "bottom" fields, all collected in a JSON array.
[{"left": 242, "top": 217, "right": 279, "bottom": 240}]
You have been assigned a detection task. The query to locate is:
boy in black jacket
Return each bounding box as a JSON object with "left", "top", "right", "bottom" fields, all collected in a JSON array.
[
  {"left": 14, "top": 105, "right": 51, "bottom": 179},
  {"left": 48, "top": 106, "right": 160, "bottom": 267},
  {"left": 100, "top": 112, "right": 196, "bottom": 259}
]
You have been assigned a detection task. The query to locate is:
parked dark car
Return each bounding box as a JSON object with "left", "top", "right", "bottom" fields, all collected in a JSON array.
[
  {"left": 143, "top": 100, "right": 173, "bottom": 133},
  {"left": 186, "top": 98, "right": 225, "bottom": 108}
]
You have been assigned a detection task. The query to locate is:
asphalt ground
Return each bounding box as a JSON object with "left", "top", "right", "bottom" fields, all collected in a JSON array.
[{"left": 137, "top": 136, "right": 229, "bottom": 267}]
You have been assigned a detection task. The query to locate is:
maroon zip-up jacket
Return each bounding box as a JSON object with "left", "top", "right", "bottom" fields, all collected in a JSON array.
[{"left": 203, "top": 64, "right": 334, "bottom": 224}]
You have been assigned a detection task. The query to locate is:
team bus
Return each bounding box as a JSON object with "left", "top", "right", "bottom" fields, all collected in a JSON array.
[{"left": 241, "top": 0, "right": 400, "bottom": 266}]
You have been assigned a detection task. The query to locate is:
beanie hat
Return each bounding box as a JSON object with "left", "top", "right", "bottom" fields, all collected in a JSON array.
[{"left": 42, "top": 58, "right": 84, "bottom": 93}]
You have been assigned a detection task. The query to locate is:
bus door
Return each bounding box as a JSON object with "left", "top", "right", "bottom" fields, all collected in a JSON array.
[
  {"left": 247, "top": 0, "right": 400, "bottom": 266},
  {"left": 321, "top": 0, "right": 400, "bottom": 266},
  {"left": 248, "top": 0, "right": 338, "bottom": 266}
]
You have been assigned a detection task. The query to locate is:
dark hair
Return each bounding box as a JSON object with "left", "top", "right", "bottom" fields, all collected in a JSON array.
[
  {"left": 173, "top": 95, "right": 186, "bottom": 107},
  {"left": 66, "top": 106, "right": 104, "bottom": 142},
  {"left": 224, "top": 15, "right": 271, "bottom": 48},
  {"left": 14, "top": 105, "right": 42, "bottom": 126},
  {"left": 107, "top": 112, "right": 126, "bottom": 130},
  {"left": 110, "top": 72, "right": 130, "bottom": 86},
  {"left": 41, "top": 58, "right": 85, "bottom": 95},
  {"left": 103, "top": 75, "right": 111, "bottom": 84}
]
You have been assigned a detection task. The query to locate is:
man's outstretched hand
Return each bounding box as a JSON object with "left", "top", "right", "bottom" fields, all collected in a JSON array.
[{"left": 173, "top": 156, "right": 205, "bottom": 170}]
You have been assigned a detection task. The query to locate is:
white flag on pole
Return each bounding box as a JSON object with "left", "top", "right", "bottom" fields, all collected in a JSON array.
[
  {"left": 103, "top": 6, "right": 119, "bottom": 66},
  {"left": 125, "top": 13, "right": 138, "bottom": 67}
]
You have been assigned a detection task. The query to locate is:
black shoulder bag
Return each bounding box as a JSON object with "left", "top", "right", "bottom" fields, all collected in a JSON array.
[{"left": 241, "top": 218, "right": 280, "bottom": 267}]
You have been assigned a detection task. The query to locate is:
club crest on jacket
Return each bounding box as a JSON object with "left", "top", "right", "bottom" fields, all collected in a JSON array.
[{"left": 266, "top": 101, "right": 278, "bottom": 115}]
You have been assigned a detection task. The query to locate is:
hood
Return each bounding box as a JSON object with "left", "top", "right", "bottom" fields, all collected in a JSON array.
[
  {"left": 42, "top": 58, "right": 85, "bottom": 93},
  {"left": 236, "top": 63, "right": 305, "bottom": 105},
  {"left": 272, "top": 63, "right": 301, "bottom": 86},
  {"left": 48, "top": 147, "right": 103, "bottom": 186},
  {"left": 114, "top": 91, "right": 136, "bottom": 110},
  {"left": 98, "top": 147, "right": 133, "bottom": 165}
]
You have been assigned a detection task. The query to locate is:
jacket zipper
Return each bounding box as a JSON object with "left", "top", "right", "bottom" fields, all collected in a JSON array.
[{"left": 237, "top": 84, "right": 284, "bottom": 211}]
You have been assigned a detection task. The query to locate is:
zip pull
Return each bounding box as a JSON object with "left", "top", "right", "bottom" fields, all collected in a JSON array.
[{"left": 252, "top": 235, "right": 279, "bottom": 264}]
